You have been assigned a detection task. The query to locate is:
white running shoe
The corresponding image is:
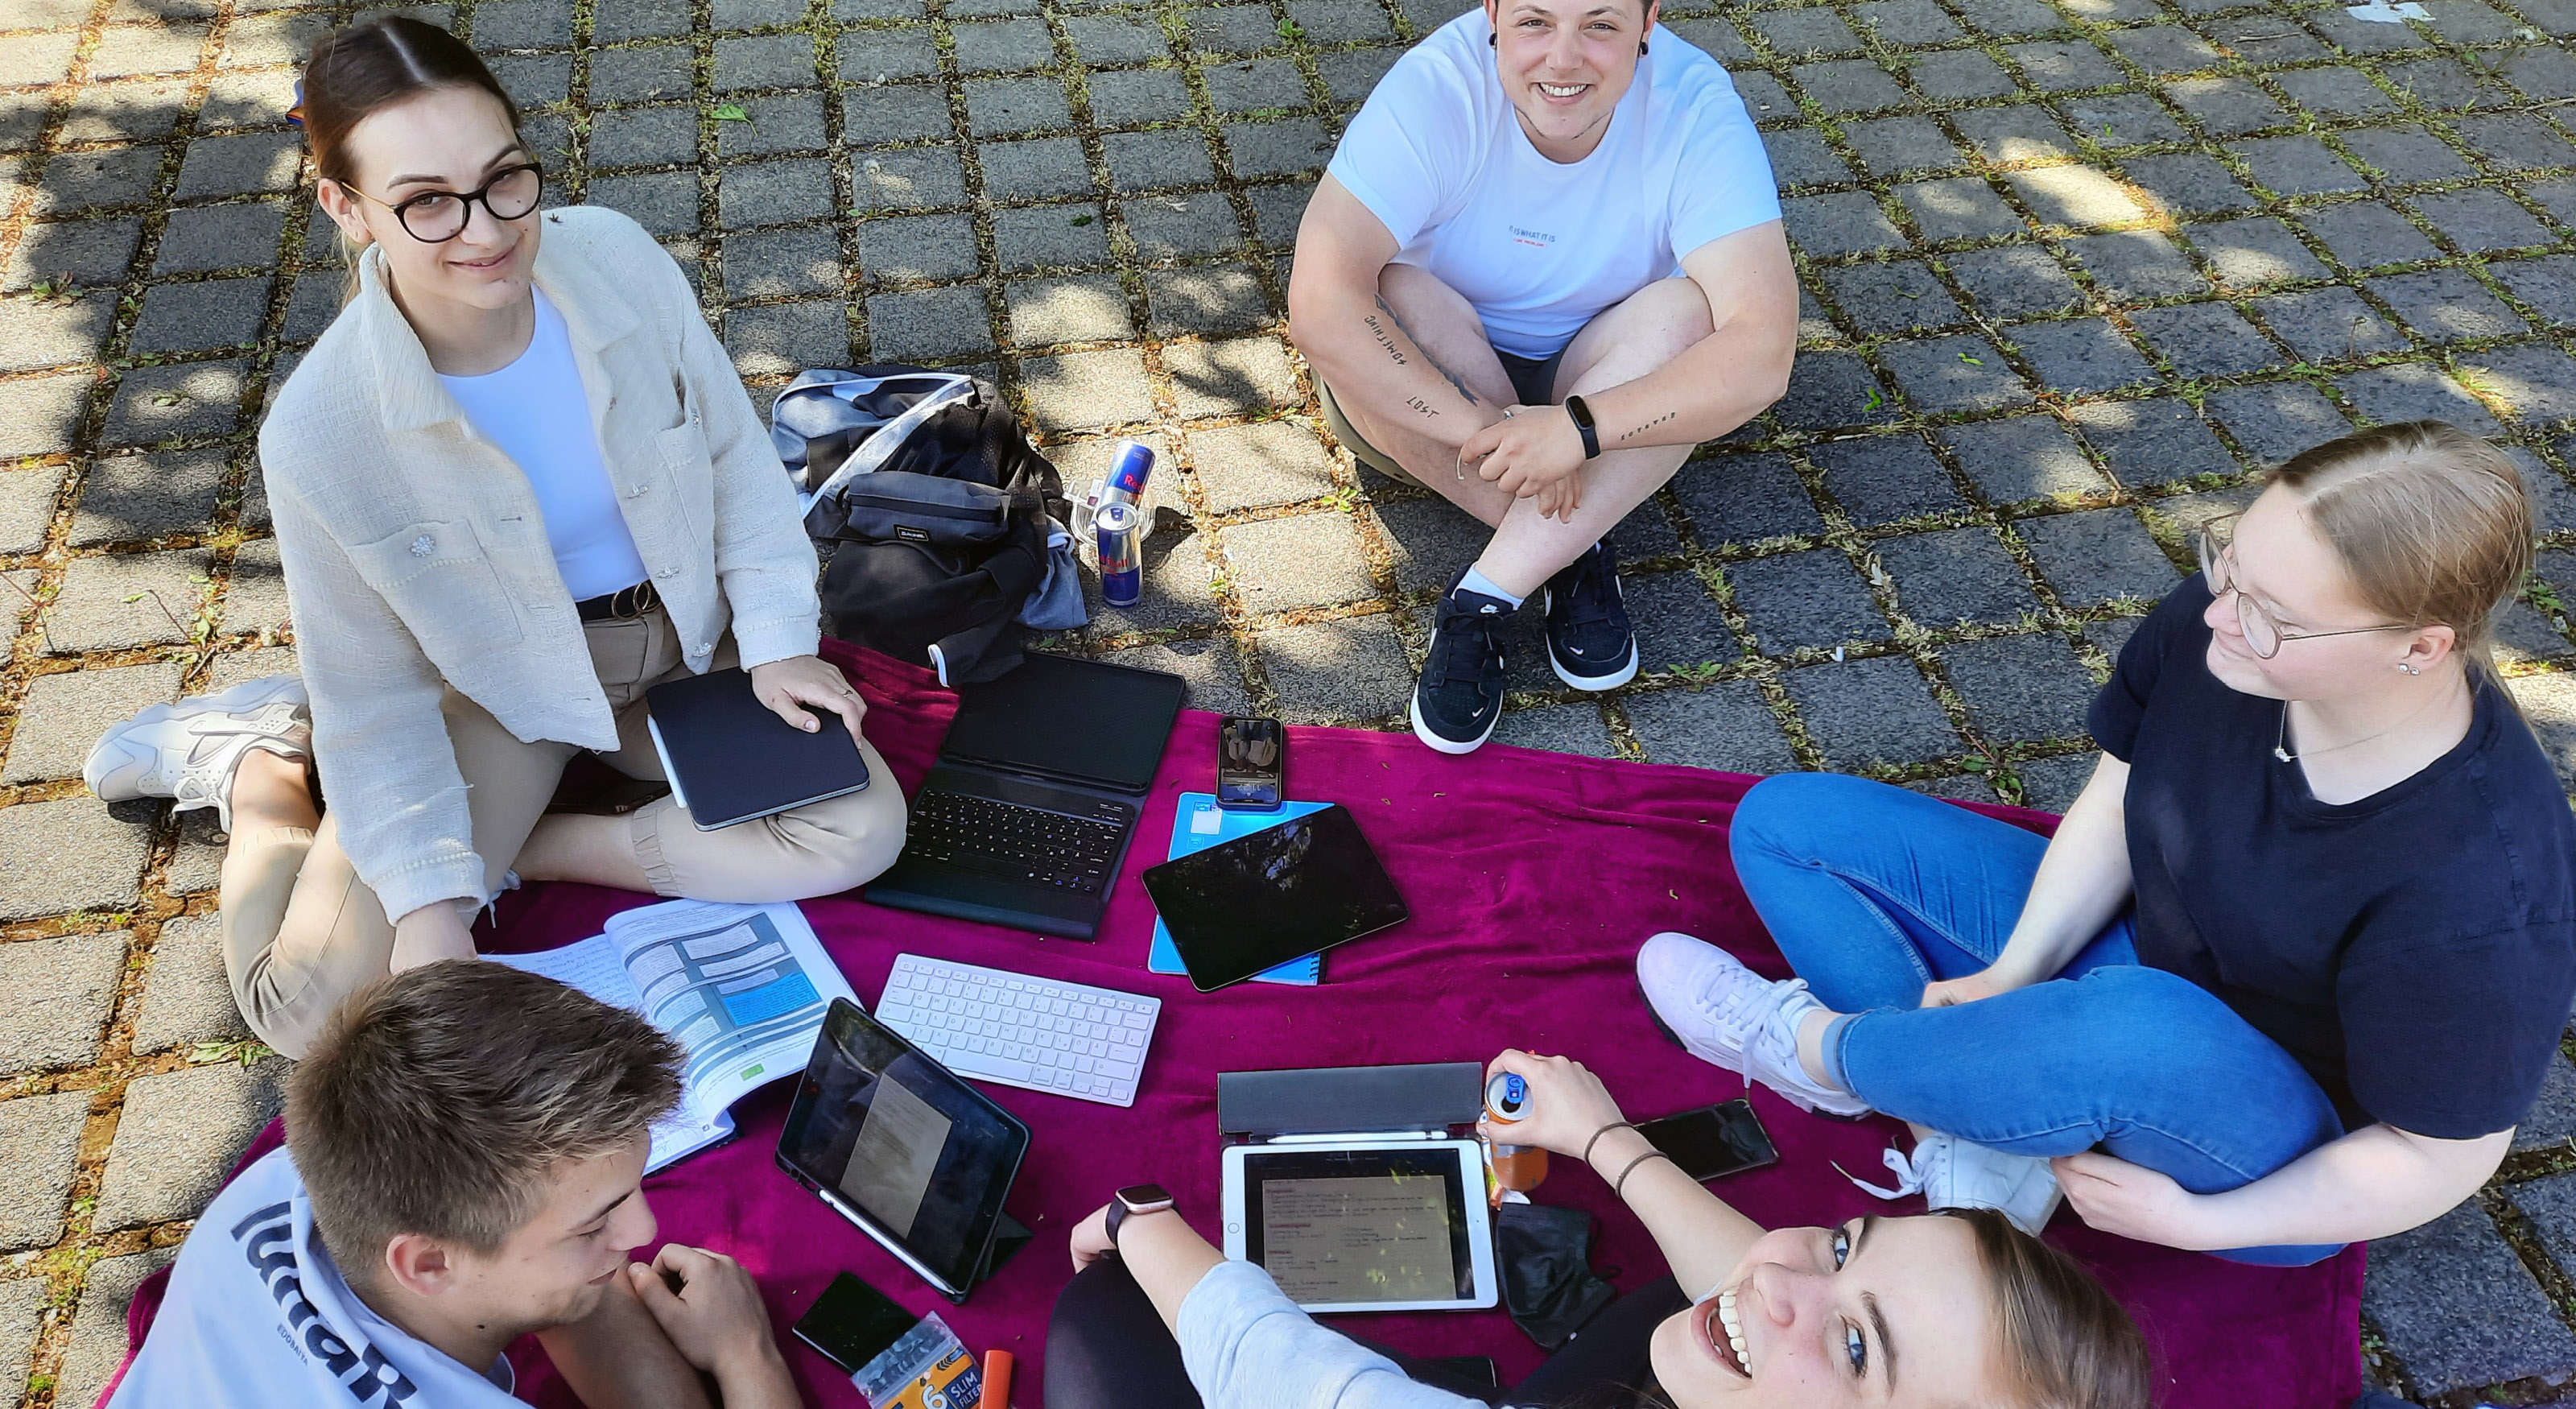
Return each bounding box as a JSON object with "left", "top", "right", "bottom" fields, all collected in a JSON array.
[
  {"left": 1846, "top": 1132, "right": 2065, "bottom": 1238},
  {"left": 1636, "top": 931, "right": 1872, "bottom": 1118},
  {"left": 82, "top": 674, "right": 310, "bottom": 833}
]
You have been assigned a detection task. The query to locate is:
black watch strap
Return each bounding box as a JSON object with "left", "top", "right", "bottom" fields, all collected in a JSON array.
[
  {"left": 1565, "top": 395, "right": 1601, "bottom": 459},
  {"left": 1106, "top": 1183, "right": 1175, "bottom": 1250}
]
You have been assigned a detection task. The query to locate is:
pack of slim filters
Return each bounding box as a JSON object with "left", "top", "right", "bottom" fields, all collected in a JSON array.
[{"left": 793, "top": 1274, "right": 1016, "bottom": 1409}]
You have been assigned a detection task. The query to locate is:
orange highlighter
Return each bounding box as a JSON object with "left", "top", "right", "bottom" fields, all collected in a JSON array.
[{"left": 982, "top": 1349, "right": 1016, "bottom": 1409}]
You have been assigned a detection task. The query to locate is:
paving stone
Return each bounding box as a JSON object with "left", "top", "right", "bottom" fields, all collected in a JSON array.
[
  {"left": 1941, "top": 415, "right": 2107, "bottom": 502},
  {"left": 2008, "top": 752, "right": 2098, "bottom": 809},
  {"left": 2163, "top": 76, "right": 2287, "bottom": 137},
  {"left": 2059, "top": 93, "right": 2188, "bottom": 147},
  {"left": 0, "top": 1092, "right": 87, "bottom": 1252},
  {"left": 1897, "top": 177, "right": 2026, "bottom": 242},
  {"left": 2012, "top": 317, "right": 2156, "bottom": 393},
  {"left": 2106, "top": 24, "right": 2220, "bottom": 75},
  {"left": 1082, "top": 519, "right": 1226, "bottom": 632},
  {"left": 1794, "top": 58, "right": 1909, "bottom": 114},
  {"left": 1125, "top": 196, "right": 1244, "bottom": 262},
  {"left": 1100, "top": 636, "right": 1250, "bottom": 713},
  {"left": 1671, "top": 452, "right": 1824, "bottom": 544},
  {"left": 0, "top": 289, "right": 114, "bottom": 371},
  {"left": 2409, "top": 187, "right": 2555, "bottom": 254},
  {"left": 133, "top": 913, "right": 246, "bottom": 1054},
  {"left": 2530, "top": 1056, "right": 2576, "bottom": 1156},
  {"left": 489, "top": 52, "right": 573, "bottom": 109},
  {"left": 857, "top": 147, "right": 969, "bottom": 211},
  {"left": 1946, "top": 246, "right": 2087, "bottom": 320},
  {"left": 2005, "top": 165, "right": 2149, "bottom": 229},
  {"left": 0, "top": 460, "right": 65, "bottom": 554},
  {"left": 1372, "top": 495, "right": 1488, "bottom": 599},
  {"left": 61, "top": 80, "right": 190, "bottom": 144},
  {"left": 1090, "top": 68, "right": 1195, "bottom": 125},
  {"left": 55, "top": 1248, "right": 179, "bottom": 1409},
  {"left": 1751, "top": 6, "right": 1864, "bottom": 55},
  {"left": 1783, "top": 655, "right": 1959, "bottom": 768},
  {"left": 1911, "top": 773, "right": 1999, "bottom": 803},
  {"left": 2017, "top": 507, "right": 2179, "bottom": 605},
  {"left": 716, "top": 93, "right": 831, "bottom": 159},
  {"left": 1853, "top": 0, "right": 1965, "bottom": 44},
  {"left": 1626, "top": 568, "right": 1740, "bottom": 671},
  {"left": 2462, "top": 343, "right": 2576, "bottom": 426},
  {"left": 2128, "top": 301, "right": 2282, "bottom": 377},
  {"left": 1728, "top": 71, "right": 1794, "bottom": 122},
  {"left": 47, "top": 547, "right": 214, "bottom": 654},
  {"left": 1286, "top": 0, "right": 1394, "bottom": 42},
  {"left": 1492, "top": 702, "right": 1616, "bottom": 758},
  {"left": 840, "top": 27, "right": 939, "bottom": 84},
  {"left": 0, "top": 929, "right": 126, "bottom": 1068},
  {"left": 589, "top": 171, "right": 700, "bottom": 238},
  {"left": 855, "top": 213, "right": 979, "bottom": 286},
  {"left": 588, "top": 105, "right": 699, "bottom": 169},
  {"left": 1821, "top": 261, "right": 1964, "bottom": 335},
  {"left": 1006, "top": 275, "right": 1133, "bottom": 346},
  {"left": 1942, "top": 632, "right": 2097, "bottom": 742},
  {"left": 1877, "top": 527, "right": 2039, "bottom": 628},
  {"left": 2516, "top": 669, "right": 2576, "bottom": 787},
  {"left": 3, "top": 660, "right": 184, "bottom": 784},
  {"left": 1624, "top": 680, "right": 1796, "bottom": 774},
  {"left": 2064, "top": 230, "right": 2210, "bottom": 300},
  {"left": 2000, "top": 38, "right": 2123, "bottom": 91},
  {"left": 1726, "top": 549, "right": 1886, "bottom": 652},
  {"left": 1189, "top": 3, "right": 1288, "bottom": 54},
  {"left": 2339, "top": 125, "right": 2477, "bottom": 185},
  {"left": 1145, "top": 265, "right": 1270, "bottom": 337},
  {"left": 2500, "top": 256, "right": 2576, "bottom": 329},
  {"left": 864, "top": 285, "right": 990, "bottom": 362},
  {"left": 713, "top": 31, "right": 818, "bottom": 90},
  {"left": 720, "top": 158, "right": 836, "bottom": 227},
  {"left": 1839, "top": 118, "right": 1966, "bottom": 180},
  {"left": 2336, "top": 362, "right": 2504, "bottom": 434},
  {"left": 1165, "top": 337, "right": 1298, "bottom": 418},
  {"left": 1879, "top": 335, "right": 2035, "bottom": 413},
  {"left": 1217, "top": 514, "right": 1375, "bottom": 614},
  {"left": 2082, "top": 613, "right": 2146, "bottom": 668},
  {"left": 2368, "top": 267, "right": 2528, "bottom": 345},
  {"left": 2295, "top": 202, "right": 2441, "bottom": 271},
  {"left": 131, "top": 275, "right": 271, "bottom": 354},
  {"left": 2123, "top": 151, "right": 2259, "bottom": 217},
  {"left": 1022, "top": 347, "right": 1155, "bottom": 432},
  {"left": 724, "top": 225, "right": 846, "bottom": 301},
  {"left": 1773, "top": 349, "right": 1900, "bottom": 432},
  {"left": 8, "top": 216, "right": 144, "bottom": 291},
  {"left": 1066, "top": 14, "right": 1169, "bottom": 63},
  {"left": 2069, "top": 398, "right": 2237, "bottom": 486},
  {"left": 2252, "top": 286, "right": 2409, "bottom": 362},
  {"left": 2203, "top": 381, "right": 2351, "bottom": 465},
  {"left": 1782, "top": 192, "right": 1906, "bottom": 259},
  {"left": 1905, "top": 49, "right": 2018, "bottom": 101},
  {"left": 1203, "top": 57, "right": 1308, "bottom": 114},
  {"left": 1810, "top": 433, "right": 1962, "bottom": 527},
  {"left": 0, "top": 29, "right": 78, "bottom": 85},
  {"left": 592, "top": 43, "right": 696, "bottom": 104},
  {"left": 2450, "top": 113, "right": 2576, "bottom": 173},
  {"left": 1256, "top": 614, "right": 1412, "bottom": 725},
  {"left": 95, "top": 1056, "right": 290, "bottom": 1233},
  {"left": 966, "top": 76, "right": 1074, "bottom": 137},
  {"left": 2503, "top": 43, "right": 2576, "bottom": 102},
  {"left": 2363, "top": 1200, "right": 2576, "bottom": 1396},
  {"left": 0, "top": 800, "right": 149, "bottom": 919},
  {"left": 89, "top": 21, "right": 208, "bottom": 79},
  {"left": 2186, "top": 215, "right": 2330, "bottom": 289},
  {"left": 35, "top": 146, "right": 164, "bottom": 216},
  {"left": 2516, "top": 448, "right": 2576, "bottom": 535},
  {"left": 1189, "top": 420, "right": 1337, "bottom": 512},
  {"left": 155, "top": 200, "right": 287, "bottom": 275},
  {"left": 1105, "top": 130, "right": 1216, "bottom": 192},
  {"left": 1222, "top": 118, "right": 1338, "bottom": 180},
  {"left": 0, "top": 369, "right": 93, "bottom": 457},
  {"left": 1954, "top": 105, "right": 2080, "bottom": 164}
]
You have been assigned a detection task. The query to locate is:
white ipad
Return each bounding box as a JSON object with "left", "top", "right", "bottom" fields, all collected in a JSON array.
[{"left": 1220, "top": 1138, "right": 1498, "bottom": 1313}]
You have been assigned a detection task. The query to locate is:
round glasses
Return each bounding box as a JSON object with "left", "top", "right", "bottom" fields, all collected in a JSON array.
[
  {"left": 2196, "top": 514, "right": 2416, "bottom": 659},
  {"left": 345, "top": 163, "right": 543, "bottom": 243}
]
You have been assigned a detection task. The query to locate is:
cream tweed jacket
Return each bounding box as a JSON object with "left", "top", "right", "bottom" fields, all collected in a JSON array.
[{"left": 260, "top": 205, "right": 822, "bottom": 923}]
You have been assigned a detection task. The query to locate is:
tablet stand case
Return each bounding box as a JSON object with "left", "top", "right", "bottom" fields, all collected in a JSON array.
[{"left": 1216, "top": 1061, "right": 1484, "bottom": 1140}]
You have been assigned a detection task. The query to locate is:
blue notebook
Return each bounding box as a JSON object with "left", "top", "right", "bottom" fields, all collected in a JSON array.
[{"left": 1146, "top": 793, "right": 1327, "bottom": 986}]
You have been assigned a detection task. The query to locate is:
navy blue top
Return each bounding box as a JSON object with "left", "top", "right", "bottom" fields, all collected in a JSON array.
[{"left": 2090, "top": 577, "right": 2576, "bottom": 1138}]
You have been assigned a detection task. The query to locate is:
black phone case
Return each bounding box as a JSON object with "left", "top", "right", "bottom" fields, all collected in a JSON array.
[{"left": 1638, "top": 1099, "right": 1779, "bottom": 1181}]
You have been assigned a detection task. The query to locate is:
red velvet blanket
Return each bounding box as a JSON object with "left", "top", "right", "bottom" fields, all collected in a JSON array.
[{"left": 114, "top": 641, "right": 2363, "bottom": 1409}]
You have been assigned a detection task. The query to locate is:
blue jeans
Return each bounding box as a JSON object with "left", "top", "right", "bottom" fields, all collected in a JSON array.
[{"left": 1728, "top": 773, "right": 2347, "bottom": 1266}]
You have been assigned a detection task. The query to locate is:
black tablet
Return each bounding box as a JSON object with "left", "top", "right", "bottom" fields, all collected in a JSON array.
[
  {"left": 1141, "top": 804, "right": 1408, "bottom": 992},
  {"left": 775, "top": 999, "right": 1030, "bottom": 1302}
]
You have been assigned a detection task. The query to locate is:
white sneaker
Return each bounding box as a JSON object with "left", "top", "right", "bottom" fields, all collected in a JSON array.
[
  {"left": 1846, "top": 1132, "right": 2064, "bottom": 1237},
  {"left": 1636, "top": 931, "right": 1872, "bottom": 1118},
  {"left": 83, "top": 674, "right": 310, "bottom": 833}
]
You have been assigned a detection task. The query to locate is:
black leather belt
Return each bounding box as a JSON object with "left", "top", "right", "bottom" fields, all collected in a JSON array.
[{"left": 576, "top": 580, "right": 660, "bottom": 622}]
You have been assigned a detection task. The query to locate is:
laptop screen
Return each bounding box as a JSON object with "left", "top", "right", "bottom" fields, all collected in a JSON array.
[{"left": 941, "top": 654, "right": 1185, "bottom": 791}]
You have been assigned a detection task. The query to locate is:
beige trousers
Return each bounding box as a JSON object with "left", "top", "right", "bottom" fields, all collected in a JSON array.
[{"left": 220, "top": 608, "right": 907, "bottom": 1056}]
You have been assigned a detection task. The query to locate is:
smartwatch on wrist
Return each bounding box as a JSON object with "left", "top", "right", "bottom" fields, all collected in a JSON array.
[
  {"left": 1563, "top": 395, "right": 1601, "bottom": 460},
  {"left": 1104, "top": 1183, "right": 1176, "bottom": 1250}
]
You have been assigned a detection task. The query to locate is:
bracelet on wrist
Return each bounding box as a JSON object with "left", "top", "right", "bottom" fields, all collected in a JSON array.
[{"left": 1581, "top": 1121, "right": 1637, "bottom": 1167}]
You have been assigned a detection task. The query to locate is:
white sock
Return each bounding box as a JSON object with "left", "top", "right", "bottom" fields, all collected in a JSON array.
[{"left": 1455, "top": 566, "right": 1525, "bottom": 610}]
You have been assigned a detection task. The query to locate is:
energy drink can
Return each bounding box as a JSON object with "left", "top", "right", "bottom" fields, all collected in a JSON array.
[
  {"left": 1096, "top": 501, "right": 1143, "bottom": 608},
  {"left": 1481, "top": 1071, "right": 1548, "bottom": 1202},
  {"left": 1102, "top": 439, "right": 1156, "bottom": 508}
]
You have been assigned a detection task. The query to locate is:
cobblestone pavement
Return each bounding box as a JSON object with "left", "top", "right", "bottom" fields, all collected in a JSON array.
[{"left": 2, "top": 0, "right": 2576, "bottom": 1399}]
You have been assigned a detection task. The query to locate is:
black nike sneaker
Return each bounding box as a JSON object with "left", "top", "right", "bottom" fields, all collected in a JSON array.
[
  {"left": 1411, "top": 572, "right": 1513, "bottom": 754},
  {"left": 1542, "top": 541, "right": 1638, "bottom": 690}
]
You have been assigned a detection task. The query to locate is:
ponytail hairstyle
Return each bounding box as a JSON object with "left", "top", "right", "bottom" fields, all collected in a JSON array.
[
  {"left": 2268, "top": 420, "right": 2536, "bottom": 697},
  {"left": 1943, "top": 1207, "right": 2155, "bottom": 1409},
  {"left": 298, "top": 16, "right": 520, "bottom": 294}
]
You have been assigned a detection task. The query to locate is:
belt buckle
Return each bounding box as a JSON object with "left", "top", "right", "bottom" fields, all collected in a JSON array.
[{"left": 613, "top": 582, "right": 653, "bottom": 620}]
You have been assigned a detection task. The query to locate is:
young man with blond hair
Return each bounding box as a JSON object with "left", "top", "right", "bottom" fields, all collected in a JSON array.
[
  {"left": 1290, "top": 0, "right": 1795, "bottom": 753},
  {"left": 108, "top": 962, "right": 799, "bottom": 1408}
]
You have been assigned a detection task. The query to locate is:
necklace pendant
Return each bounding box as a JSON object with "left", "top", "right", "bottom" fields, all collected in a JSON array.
[{"left": 2273, "top": 746, "right": 2293, "bottom": 763}]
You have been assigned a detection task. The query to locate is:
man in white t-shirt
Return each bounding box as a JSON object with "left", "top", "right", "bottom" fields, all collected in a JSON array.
[
  {"left": 1288, "top": 0, "right": 1794, "bottom": 754},
  {"left": 106, "top": 962, "right": 800, "bottom": 1409}
]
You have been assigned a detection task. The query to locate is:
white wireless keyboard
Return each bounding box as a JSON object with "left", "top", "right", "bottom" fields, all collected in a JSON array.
[{"left": 875, "top": 954, "right": 1161, "bottom": 1108}]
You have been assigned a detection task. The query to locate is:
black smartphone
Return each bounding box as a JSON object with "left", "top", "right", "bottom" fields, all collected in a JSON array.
[
  {"left": 791, "top": 1272, "right": 920, "bottom": 1374},
  {"left": 1637, "top": 1099, "right": 1779, "bottom": 1181},
  {"left": 1217, "top": 714, "right": 1286, "bottom": 812}
]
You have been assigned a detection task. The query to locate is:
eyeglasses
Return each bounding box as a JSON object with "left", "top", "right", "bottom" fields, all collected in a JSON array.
[
  {"left": 340, "top": 163, "right": 543, "bottom": 243},
  {"left": 2196, "top": 514, "right": 2416, "bottom": 659}
]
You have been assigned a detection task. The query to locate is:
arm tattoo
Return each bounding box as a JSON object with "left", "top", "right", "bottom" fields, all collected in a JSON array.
[
  {"left": 1363, "top": 312, "right": 1410, "bottom": 368},
  {"left": 1405, "top": 396, "right": 1440, "bottom": 418},
  {"left": 1370, "top": 295, "right": 1480, "bottom": 407},
  {"left": 1618, "top": 410, "right": 1679, "bottom": 444}
]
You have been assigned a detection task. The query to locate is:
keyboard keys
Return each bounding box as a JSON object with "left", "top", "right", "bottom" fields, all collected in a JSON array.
[{"left": 873, "top": 953, "right": 1161, "bottom": 1108}]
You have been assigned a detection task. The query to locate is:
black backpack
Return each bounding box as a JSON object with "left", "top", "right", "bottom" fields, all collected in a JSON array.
[{"left": 772, "top": 367, "right": 1069, "bottom": 685}]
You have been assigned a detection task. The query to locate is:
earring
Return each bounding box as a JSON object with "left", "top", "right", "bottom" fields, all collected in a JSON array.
[
  {"left": 1640, "top": 39, "right": 1649, "bottom": 53},
  {"left": 2398, "top": 663, "right": 2421, "bottom": 675},
  {"left": 1488, "top": 31, "right": 1496, "bottom": 44}
]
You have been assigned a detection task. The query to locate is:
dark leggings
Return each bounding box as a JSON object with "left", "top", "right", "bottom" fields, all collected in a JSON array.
[{"left": 1044, "top": 1260, "right": 1686, "bottom": 1409}]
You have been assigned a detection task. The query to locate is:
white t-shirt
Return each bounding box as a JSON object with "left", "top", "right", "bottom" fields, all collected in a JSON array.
[
  {"left": 439, "top": 287, "right": 652, "bottom": 601},
  {"left": 1325, "top": 10, "right": 1780, "bottom": 358},
  {"left": 107, "top": 1148, "right": 522, "bottom": 1409}
]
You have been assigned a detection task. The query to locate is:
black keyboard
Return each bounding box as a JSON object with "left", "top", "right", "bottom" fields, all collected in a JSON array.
[{"left": 901, "top": 788, "right": 1127, "bottom": 893}]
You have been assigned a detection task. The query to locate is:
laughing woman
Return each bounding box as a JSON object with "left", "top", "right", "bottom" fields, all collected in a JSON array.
[{"left": 82, "top": 17, "right": 904, "bottom": 1056}]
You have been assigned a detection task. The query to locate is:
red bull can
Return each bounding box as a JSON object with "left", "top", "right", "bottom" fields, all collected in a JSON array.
[
  {"left": 1096, "top": 500, "right": 1143, "bottom": 607},
  {"left": 1103, "top": 439, "right": 1156, "bottom": 507}
]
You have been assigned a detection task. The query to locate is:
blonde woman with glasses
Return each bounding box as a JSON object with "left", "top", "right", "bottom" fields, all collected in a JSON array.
[{"left": 1635, "top": 420, "right": 2575, "bottom": 1264}]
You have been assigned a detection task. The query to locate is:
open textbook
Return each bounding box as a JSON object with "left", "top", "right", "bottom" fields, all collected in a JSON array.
[{"left": 493, "top": 899, "right": 857, "bottom": 1172}]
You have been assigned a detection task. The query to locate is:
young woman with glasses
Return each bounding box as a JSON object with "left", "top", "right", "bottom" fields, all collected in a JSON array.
[
  {"left": 81, "top": 16, "right": 906, "bottom": 1056},
  {"left": 1635, "top": 420, "right": 2574, "bottom": 1263}
]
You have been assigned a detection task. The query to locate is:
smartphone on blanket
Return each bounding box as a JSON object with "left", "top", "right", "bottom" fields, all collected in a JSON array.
[{"left": 1638, "top": 1099, "right": 1779, "bottom": 1181}]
